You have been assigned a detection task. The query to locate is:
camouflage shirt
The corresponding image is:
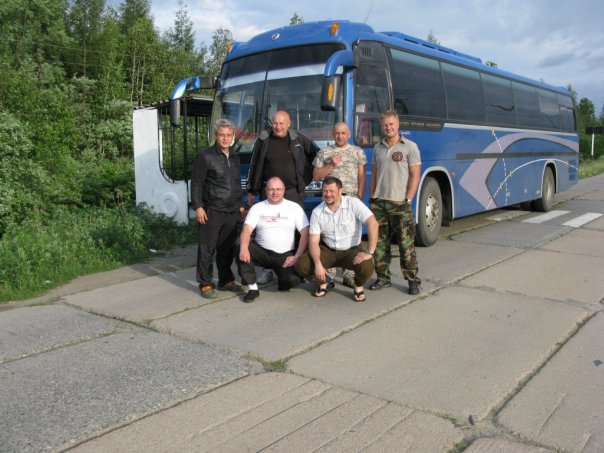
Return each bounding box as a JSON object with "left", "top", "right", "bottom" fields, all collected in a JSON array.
[{"left": 313, "top": 144, "right": 367, "bottom": 196}]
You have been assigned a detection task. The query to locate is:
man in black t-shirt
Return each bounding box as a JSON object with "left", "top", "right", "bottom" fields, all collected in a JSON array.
[{"left": 247, "top": 111, "right": 318, "bottom": 208}]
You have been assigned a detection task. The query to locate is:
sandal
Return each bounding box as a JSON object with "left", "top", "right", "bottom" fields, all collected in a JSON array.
[
  {"left": 353, "top": 290, "right": 366, "bottom": 302},
  {"left": 314, "top": 276, "right": 335, "bottom": 297},
  {"left": 314, "top": 286, "right": 328, "bottom": 297}
]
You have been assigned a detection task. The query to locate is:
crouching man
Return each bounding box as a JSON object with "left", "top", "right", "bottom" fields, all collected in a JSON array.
[
  {"left": 294, "top": 177, "right": 378, "bottom": 302},
  {"left": 237, "top": 177, "right": 309, "bottom": 303}
]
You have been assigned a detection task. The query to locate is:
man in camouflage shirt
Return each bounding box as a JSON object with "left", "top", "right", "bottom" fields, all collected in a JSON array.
[{"left": 313, "top": 122, "right": 367, "bottom": 287}]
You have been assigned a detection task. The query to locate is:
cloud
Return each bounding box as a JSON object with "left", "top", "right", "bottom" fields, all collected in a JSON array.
[
  {"left": 148, "top": 0, "right": 604, "bottom": 109},
  {"left": 538, "top": 53, "right": 576, "bottom": 69}
]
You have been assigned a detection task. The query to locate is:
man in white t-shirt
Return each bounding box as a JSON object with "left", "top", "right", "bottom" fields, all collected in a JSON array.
[{"left": 237, "top": 177, "right": 309, "bottom": 303}]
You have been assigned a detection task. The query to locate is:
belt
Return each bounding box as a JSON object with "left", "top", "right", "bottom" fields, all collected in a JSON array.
[{"left": 320, "top": 241, "right": 362, "bottom": 252}]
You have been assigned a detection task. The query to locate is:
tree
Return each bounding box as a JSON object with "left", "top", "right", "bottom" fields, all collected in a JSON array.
[
  {"left": 576, "top": 97, "right": 597, "bottom": 157},
  {"left": 166, "top": 0, "right": 194, "bottom": 53},
  {"left": 577, "top": 97, "right": 596, "bottom": 127},
  {"left": 0, "top": 0, "right": 72, "bottom": 68},
  {"left": 65, "top": 0, "right": 106, "bottom": 77},
  {"left": 124, "top": 17, "right": 162, "bottom": 104},
  {"left": 426, "top": 30, "right": 440, "bottom": 45},
  {"left": 118, "top": 0, "right": 150, "bottom": 34},
  {"left": 485, "top": 60, "right": 498, "bottom": 68},
  {"left": 163, "top": 0, "right": 204, "bottom": 80},
  {"left": 566, "top": 84, "right": 578, "bottom": 106},
  {"left": 207, "top": 27, "right": 233, "bottom": 77},
  {"left": 94, "top": 12, "right": 127, "bottom": 105},
  {"left": 290, "top": 13, "right": 304, "bottom": 25}
]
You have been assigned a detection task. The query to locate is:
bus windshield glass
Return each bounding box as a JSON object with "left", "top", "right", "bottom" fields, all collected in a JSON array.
[{"left": 212, "top": 44, "right": 344, "bottom": 153}]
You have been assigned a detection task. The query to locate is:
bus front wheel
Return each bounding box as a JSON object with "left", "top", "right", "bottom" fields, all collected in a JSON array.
[
  {"left": 415, "top": 176, "right": 442, "bottom": 247},
  {"left": 533, "top": 166, "right": 555, "bottom": 212}
]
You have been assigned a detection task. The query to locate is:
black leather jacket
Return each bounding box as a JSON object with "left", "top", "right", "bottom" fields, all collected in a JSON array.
[
  {"left": 246, "top": 129, "right": 318, "bottom": 195},
  {"left": 190, "top": 145, "right": 243, "bottom": 213}
]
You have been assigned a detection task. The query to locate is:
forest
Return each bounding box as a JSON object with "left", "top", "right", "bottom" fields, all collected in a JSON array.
[
  {"left": 0, "top": 0, "right": 228, "bottom": 301},
  {"left": 0, "top": 0, "right": 602, "bottom": 302}
]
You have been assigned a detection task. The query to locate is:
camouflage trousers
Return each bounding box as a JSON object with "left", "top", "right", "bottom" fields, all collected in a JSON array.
[{"left": 369, "top": 198, "right": 420, "bottom": 283}]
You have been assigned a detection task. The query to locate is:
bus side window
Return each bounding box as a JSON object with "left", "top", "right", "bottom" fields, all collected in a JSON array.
[
  {"left": 355, "top": 107, "right": 381, "bottom": 145},
  {"left": 355, "top": 66, "right": 389, "bottom": 145},
  {"left": 356, "top": 104, "right": 370, "bottom": 144}
]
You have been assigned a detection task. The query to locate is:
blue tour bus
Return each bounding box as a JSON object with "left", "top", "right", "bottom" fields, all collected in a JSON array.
[{"left": 158, "top": 20, "right": 578, "bottom": 245}]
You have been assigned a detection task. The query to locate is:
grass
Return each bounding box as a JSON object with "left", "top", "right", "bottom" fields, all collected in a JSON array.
[
  {"left": 579, "top": 154, "right": 604, "bottom": 179},
  {"left": 255, "top": 357, "right": 288, "bottom": 373},
  {"left": 0, "top": 204, "right": 196, "bottom": 303}
]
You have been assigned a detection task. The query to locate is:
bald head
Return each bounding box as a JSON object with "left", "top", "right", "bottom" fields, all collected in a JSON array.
[
  {"left": 332, "top": 122, "right": 351, "bottom": 147},
  {"left": 272, "top": 111, "right": 291, "bottom": 138}
]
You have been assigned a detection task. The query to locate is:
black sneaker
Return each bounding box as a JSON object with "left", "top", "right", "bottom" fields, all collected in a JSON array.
[
  {"left": 408, "top": 281, "right": 421, "bottom": 295},
  {"left": 369, "top": 279, "right": 391, "bottom": 291},
  {"left": 243, "top": 289, "right": 260, "bottom": 303},
  {"left": 278, "top": 281, "right": 293, "bottom": 291}
]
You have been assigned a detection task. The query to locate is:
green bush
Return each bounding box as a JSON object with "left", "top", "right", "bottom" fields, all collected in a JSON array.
[
  {"left": 0, "top": 205, "right": 195, "bottom": 303},
  {"left": 78, "top": 153, "right": 135, "bottom": 206},
  {"left": 0, "top": 112, "right": 48, "bottom": 235}
]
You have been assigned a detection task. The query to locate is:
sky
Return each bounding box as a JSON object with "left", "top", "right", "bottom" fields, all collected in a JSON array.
[{"left": 148, "top": 0, "right": 604, "bottom": 116}]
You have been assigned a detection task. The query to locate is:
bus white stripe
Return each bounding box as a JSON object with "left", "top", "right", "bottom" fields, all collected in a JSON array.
[
  {"left": 522, "top": 210, "right": 570, "bottom": 223},
  {"left": 562, "top": 213, "right": 603, "bottom": 227},
  {"left": 443, "top": 123, "right": 578, "bottom": 137}
]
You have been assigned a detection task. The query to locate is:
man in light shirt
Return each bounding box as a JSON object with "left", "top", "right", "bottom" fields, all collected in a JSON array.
[
  {"left": 295, "top": 177, "right": 378, "bottom": 302},
  {"left": 369, "top": 110, "right": 422, "bottom": 295}
]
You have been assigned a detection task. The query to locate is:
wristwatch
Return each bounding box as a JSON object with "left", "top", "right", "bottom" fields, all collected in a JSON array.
[{"left": 403, "top": 198, "right": 411, "bottom": 204}]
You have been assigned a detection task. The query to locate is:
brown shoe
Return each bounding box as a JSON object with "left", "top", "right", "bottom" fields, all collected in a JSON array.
[
  {"left": 217, "top": 281, "right": 244, "bottom": 292},
  {"left": 199, "top": 284, "right": 218, "bottom": 299}
]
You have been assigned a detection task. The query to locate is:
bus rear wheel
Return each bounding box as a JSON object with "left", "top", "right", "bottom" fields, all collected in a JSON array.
[
  {"left": 533, "top": 166, "right": 555, "bottom": 212},
  {"left": 415, "top": 176, "right": 442, "bottom": 247}
]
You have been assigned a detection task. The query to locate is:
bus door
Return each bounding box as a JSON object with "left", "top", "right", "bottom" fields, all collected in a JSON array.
[
  {"left": 352, "top": 42, "right": 390, "bottom": 201},
  {"left": 133, "top": 96, "right": 212, "bottom": 224}
]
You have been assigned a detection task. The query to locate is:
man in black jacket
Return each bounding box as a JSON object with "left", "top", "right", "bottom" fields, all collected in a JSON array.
[
  {"left": 246, "top": 110, "right": 318, "bottom": 208},
  {"left": 191, "top": 119, "right": 245, "bottom": 299},
  {"left": 246, "top": 110, "right": 318, "bottom": 284}
]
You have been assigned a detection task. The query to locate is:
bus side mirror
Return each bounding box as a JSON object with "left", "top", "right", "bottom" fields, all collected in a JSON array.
[
  {"left": 202, "top": 76, "right": 218, "bottom": 89},
  {"left": 321, "top": 76, "right": 340, "bottom": 111},
  {"left": 170, "top": 99, "right": 181, "bottom": 127}
]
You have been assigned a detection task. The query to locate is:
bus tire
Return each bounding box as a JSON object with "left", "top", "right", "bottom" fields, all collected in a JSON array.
[
  {"left": 533, "top": 166, "right": 555, "bottom": 212},
  {"left": 415, "top": 176, "right": 442, "bottom": 247}
]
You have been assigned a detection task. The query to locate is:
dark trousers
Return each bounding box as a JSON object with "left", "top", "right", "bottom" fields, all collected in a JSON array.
[
  {"left": 196, "top": 209, "right": 239, "bottom": 287},
  {"left": 236, "top": 242, "right": 300, "bottom": 290},
  {"left": 294, "top": 244, "right": 375, "bottom": 287}
]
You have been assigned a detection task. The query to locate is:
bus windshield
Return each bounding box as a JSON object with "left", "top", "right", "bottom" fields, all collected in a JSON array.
[{"left": 212, "top": 44, "right": 344, "bottom": 153}]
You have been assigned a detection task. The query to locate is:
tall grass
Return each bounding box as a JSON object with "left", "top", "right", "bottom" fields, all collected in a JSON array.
[
  {"left": 0, "top": 204, "right": 195, "bottom": 303},
  {"left": 579, "top": 155, "right": 604, "bottom": 179}
]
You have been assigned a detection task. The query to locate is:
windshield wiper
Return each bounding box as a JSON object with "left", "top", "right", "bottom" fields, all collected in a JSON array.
[{"left": 233, "top": 118, "right": 252, "bottom": 153}]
